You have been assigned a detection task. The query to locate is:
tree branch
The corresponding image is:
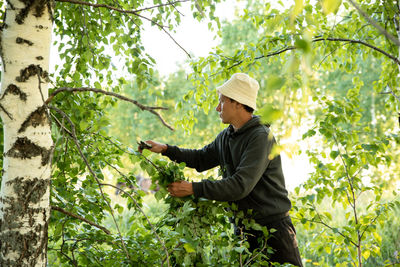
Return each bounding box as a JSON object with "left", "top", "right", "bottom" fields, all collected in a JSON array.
[
  {"left": 46, "top": 87, "right": 174, "bottom": 131},
  {"left": 159, "top": 26, "right": 191, "bottom": 58},
  {"left": 55, "top": 0, "right": 187, "bottom": 28},
  {"left": 293, "top": 216, "right": 358, "bottom": 247},
  {"left": 380, "top": 85, "right": 400, "bottom": 103},
  {"left": 132, "top": 0, "right": 189, "bottom": 13},
  {"left": 314, "top": 37, "right": 400, "bottom": 65},
  {"left": 100, "top": 183, "right": 171, "bottom": 267},
  {"left": 48, "top": 106, "right": 131, "bottom": 261},
  {"left": 55, "top": 0, "right": 192, "bottom": 58},
  {"left": 332, "top": 133, "right": 357, "bottom": 211},
  {"left": 0, "top": 103, "right": 13, "bottom": 120},
  {"left": 166, "top": 0, "right": 184, "bottom": 16},
  {"left": 51, "top": 205, "right": 111, "bottom": 235},
  {"left": 346, "top": 0, "right": 400, "bottom": 46},
  {"left": 225, "top": 36, "right": 400, "bottom": 72}
]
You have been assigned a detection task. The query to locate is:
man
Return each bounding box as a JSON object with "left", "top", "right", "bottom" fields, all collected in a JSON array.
[{"left": 143, "top": 73, "right": 302, "bottom": 266}]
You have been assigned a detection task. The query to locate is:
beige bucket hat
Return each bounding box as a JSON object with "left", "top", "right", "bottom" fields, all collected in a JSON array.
[{"left": 217, "top": 73, "right": 259, "bottom": 110}]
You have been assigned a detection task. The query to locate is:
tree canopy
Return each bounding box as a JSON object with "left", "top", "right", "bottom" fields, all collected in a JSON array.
[{"left": 0, "top": 0, "right": 399, "bottom": 266}]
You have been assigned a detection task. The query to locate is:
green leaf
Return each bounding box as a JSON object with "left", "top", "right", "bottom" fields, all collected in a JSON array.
[
  {"left": 291, "top": 0, "right": 304, "bottom": 22},
  {"left": 295, "top": 38, "right": 311, "bottom": 53},
  {"left": 303, "top": 129, "right": 316, "bottom": 139},
  {"left": 258, "top": 106, "right": 283, "bottom": 124},
  {"left": 322, "top": 0, "right": 342, "bottom": 14},
  {"left": 330, "top": 150, "right": 339, "bottom": 160},
  {"left": 266, "top": 75, "right": 286, "bottom": 91},
  {"left": 362, "top": 249, "right": 370, "bottom": 260},
  {"left": 183, "top": 243, "right": 196, "bottom": 253}
]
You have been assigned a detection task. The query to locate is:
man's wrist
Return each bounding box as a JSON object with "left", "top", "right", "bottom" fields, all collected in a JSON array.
[
  {"left": 162, "top": 144, "right": 168, "bottom": 153},
  {"left": 187, "top": 182, "right": 194, "bottom": 195}
]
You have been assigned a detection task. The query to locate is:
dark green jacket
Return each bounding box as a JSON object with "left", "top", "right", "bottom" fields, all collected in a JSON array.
[{"left": 163, "top": 116, "right": 291, "bottom": 224}]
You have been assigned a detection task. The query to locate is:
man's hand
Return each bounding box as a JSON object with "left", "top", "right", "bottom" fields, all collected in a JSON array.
[
  {"left": 138, "top": 140, "right": 167, "bottom": 154},
  {"left": 167, "top": 181, "right": 194, "bottom": 197}
]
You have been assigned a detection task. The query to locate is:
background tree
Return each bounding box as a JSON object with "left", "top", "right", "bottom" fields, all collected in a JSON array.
[
  {"left": 187, "top": 0, "right": 400, "bottom": 266},
  {"left": 1, "top": 0, "right": 400, "bottom": 266},
  {"left": 0, "top": 0, "right": 222, "bottom": 265}
]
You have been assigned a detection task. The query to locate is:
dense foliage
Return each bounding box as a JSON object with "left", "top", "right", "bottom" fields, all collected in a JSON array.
[
  {"left": 1, "top": 0, "right": 399, "bottom": 265},
  {"left": 48, "top": 0, "right": 400, "bottom": 265}
]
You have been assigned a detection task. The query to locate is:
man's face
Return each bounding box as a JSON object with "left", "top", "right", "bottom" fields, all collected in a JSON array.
[{"left": 216, "top": 94, "right": 237, "bottom": 124}]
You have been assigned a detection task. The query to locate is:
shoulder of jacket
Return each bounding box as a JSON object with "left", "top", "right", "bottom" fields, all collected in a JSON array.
[{"left": 251, "top": 124, "right": 270, "bottom": 136}]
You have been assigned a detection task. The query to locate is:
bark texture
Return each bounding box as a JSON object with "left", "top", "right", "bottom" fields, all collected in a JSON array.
[{"left": 0, "top": 0, "right": 53, "bottom": 266}]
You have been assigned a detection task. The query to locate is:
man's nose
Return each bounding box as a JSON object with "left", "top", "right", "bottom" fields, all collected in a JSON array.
[{"left": 216, "top": 103, "right": 221, "bottom": 112}]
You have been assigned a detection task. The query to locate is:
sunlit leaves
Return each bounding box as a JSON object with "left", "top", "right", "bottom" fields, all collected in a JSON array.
[
  {"left": 45, "top": 0, "right": 400, "bottom": 265},
  {"left": 258, "top": 105, "right": 283, "bottom": 124},
  {"left": 291, "top": 0, "right": 304, "bottom": 24},
  {"left": 294, "top": 83, "right": 398, "bottom": 265},
  {"left": 322, "top": 0, "right": 342, "bottom": 15}
]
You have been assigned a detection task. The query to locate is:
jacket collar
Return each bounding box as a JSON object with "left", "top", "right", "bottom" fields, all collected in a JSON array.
[{"left": 227, "top": 116, "right": 261, "bottom": 137}]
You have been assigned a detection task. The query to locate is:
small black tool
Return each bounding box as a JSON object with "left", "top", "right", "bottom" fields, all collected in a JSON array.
[{"left": 138, "top": 141, "right": 152, "bottom": 150}]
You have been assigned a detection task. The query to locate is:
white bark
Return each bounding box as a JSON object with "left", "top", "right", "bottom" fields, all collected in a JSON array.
[{"left": 0, "top": 0, "right": 53, "bottom": 266}]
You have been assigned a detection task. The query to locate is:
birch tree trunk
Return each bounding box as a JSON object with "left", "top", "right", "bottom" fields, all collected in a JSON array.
[{"left": 0, "top": 0, "right": 53, "bottom": 265}]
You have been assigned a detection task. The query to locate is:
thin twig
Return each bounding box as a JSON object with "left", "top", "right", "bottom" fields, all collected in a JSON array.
[
  {"left": 92, "top": 132, "right": 163, "bottom": 173},
  {"left": 314, "top": 37, "right": 400, "bottom": 65},
  {"left": 332, "top": 133, "right": 357, "bottom": 211},
  {"left": 166, "top": 0, "right": 184, "bottom": 16},
  {"left": 100, "top": 183, "right": 171, "bottom": 267},
  {"left": 244, "top": 241, "right": 268, "bottom": 266},
  {"left": 60, "top": 220, "right": 78, "bottom": 267},
  {"left": 332, "top": 132, "right": 363, "bottom": 266},
  {"left": 346, "top": 0, "right": 400, "bottom": 46},
  {"left": 380, "top": 86, "right": 400, "bottom": 103},
  {"left": 51, "top": 112, "right": 73, "bottom": 137},
  {"left": 359, "top": 210, "right": 383, "bottom": 241},
  {"left": 223, "top": 36, "right": 400, "bottom": 73},
  {"left": 46, "top": 87, "right": 174, "bottom": 131},
  {"left": 159, "top": 26, "right": 191, "bottom": 58},
  {"left": 55, "top": 0, "right": 183, "bottom": 29},
  {"left": 226, "top": 46, "right": 296, "bottom": 71},
  {"left": 0, "top": 103, "right": 13, "bottom": 119},
  {"left": 48, "top": 106, "right": 132, "bottom": 262},
  {"left": 293, "top": 215, "right": 357, "bottom": 247},
  {"left": 52, "top": 205, "right": 111, "bottom": 235},
  {"left": 55, "top": 0, "right": 191, "bottom": 57},
  {"left": 133, "top": 0, "right": 188, "bottom": 13}
]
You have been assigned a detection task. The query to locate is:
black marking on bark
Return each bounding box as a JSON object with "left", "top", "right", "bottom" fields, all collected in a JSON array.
[
  {"left": 5, "top": 0, "right": 14, "bottom": 10},
  {"left": 0, "top": 197, "right": 22, "bottom": 229},
  {"left": 5, "top": 137, "right": 51, "bottom": 166},
  {"left": 15, "top": 0, "right": 34, "bottom": 24},
  {"left": 0, "top": 214, "right": 47, "bottom": 266},
  {"left": 34, "top": 0, "right": 48, "bottom": 18},
  {"left": 6, "top": 177, "right": 50, "bottom": 208},
  {"left": 14, "top": 0, "right": 51, "bottom": 24},
  {"left": 2, "top": 84, "right": 27, "bottom": 101},
  {"left": 15, "top": 64, "right": 49, "bottom": 83},
  {"left": 36, "top": 56, "right": 44, "bottom": 60},
  {"left": 14, "top": 0, "right": 50, "bottom": 24},
  {"left": 18, "top": 106, "right": 50, "bottom": 133},
  {"left": 37, "top": 208, "right": 49, "bottom": 262},
  {"left": 47, "top": 0, "right": 54, "bottom": 22},
  {"left": 0, "top": 175, "right": 50, "bottom": 266},
  {"left": 16, "top": 37, "right": 33, "bottom": 46}
]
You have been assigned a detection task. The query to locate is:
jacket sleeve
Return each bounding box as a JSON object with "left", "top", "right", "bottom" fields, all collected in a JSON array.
[
  {"left": 162, "top": 138, "right": 220, "bottom": 172},
  {"left": 192, "top": 131, "right": 274, "bottom": 201}
]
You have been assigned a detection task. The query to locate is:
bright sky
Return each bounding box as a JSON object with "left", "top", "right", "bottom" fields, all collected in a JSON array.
[{"left": 141, "top": 1, "right": 240, "bottom": 76}]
